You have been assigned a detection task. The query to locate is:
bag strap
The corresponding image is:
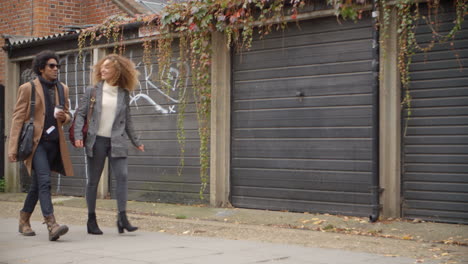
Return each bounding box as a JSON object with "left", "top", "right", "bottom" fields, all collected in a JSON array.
[
  {"left": 28, "top": 81, "right": 36, "bottom": 123},
  {"left": 87, "top": 87, "right": 96, "bottom": 120},
  {"left": 56, "top": 81, "right": 65, "bottom": 107}
]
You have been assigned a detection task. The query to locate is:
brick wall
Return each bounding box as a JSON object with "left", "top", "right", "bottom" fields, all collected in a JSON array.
[
  {"left": 0, "top": 0, "right": 35, "bottom": 37},
  {"left": 33, "top": 0, "right": 83, "bottom": 36},
  {"left": 6, "top": 0, "right": 127, "bottom": 38},
  {"left": 83, "top": 0, "right": 125, "bottom": 25},
  {"left": 0, "top": 38, "right": 5, "bottom": 85},
  {"left": 0, "top": 0, "right": 35, "bottom": 85},
  {"left": 0, "top": 0, "right": 129, "bottom": 86}
]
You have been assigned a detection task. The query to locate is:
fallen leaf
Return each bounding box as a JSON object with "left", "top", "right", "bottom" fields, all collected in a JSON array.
[
  {"left": 182, "top": 230, "right": 190, "bottom": 234},
  {"left": 402, "top": 235, "right": 413, "bottom": 240}
]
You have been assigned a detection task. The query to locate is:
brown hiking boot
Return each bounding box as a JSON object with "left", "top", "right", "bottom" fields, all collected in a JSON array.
[
  {"left": 43, "top": 214, "right": 69, "bottom": 241},
  {"left": 19, "top": 211, "right": 36, "bottom": 236}
]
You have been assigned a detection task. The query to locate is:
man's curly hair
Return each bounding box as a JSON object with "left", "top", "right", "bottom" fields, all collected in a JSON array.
[{"left": 32, "top": 50, "right": 59, "bottom": 75}]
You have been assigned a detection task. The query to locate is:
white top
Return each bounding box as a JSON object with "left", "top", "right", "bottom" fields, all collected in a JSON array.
[{"left": 97, "top": 81, "right": 118, "bottom": 137}]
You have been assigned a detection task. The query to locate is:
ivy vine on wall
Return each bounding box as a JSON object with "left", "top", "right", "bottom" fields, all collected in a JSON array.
[{"left": 77, "top": 0, "right": 467, "bottom": 199}]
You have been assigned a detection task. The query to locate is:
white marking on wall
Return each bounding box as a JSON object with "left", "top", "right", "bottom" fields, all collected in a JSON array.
[{"left": 128, "top": 50, "right": 189, "bottom": 115}]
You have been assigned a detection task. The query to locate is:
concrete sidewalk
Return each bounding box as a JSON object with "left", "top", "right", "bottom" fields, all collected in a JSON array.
[
  {"left": 0, "top": 217, "right": 434, "bottom": 264},
  {"left": 0, "top": 193, "right": 467, "bottom": 264},
  {"left": 0, "top": 193, "right": 466, "bottom": 245}
]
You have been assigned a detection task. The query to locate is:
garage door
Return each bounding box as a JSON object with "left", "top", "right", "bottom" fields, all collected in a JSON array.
[
  {"left": 231, "top": 15, "right": 376, "bottom": 216},
  {"left": 115, "top": 45, "right": 205, "bottom": 204},
  {"left": 52, "top": 52, "right": 93, "bottom": 196},
  {"left": 402, "top": 5, "right": 468, "bottom": 224}
]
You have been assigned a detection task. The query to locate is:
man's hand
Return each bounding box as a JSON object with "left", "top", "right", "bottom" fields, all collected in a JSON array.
[
  {"left": 137, "top": 145, "right": 145, "bottom": 152},
  {"left": 55, "top": 111, "right": 67, "bottom": 122},
  {"left": 8, "top": 153, "right": 17, "bottom": 162}
]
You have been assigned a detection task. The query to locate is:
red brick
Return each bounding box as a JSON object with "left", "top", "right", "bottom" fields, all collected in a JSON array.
[{"left": 0, "top": 0, "right": 131, "bottom": 83}]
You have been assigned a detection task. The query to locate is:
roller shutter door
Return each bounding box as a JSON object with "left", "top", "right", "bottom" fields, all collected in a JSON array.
[
  {"left": 402, "top": 5, "right": 468, "bottom": 224},
  {"left": 231, "top": 15, "right": 376, "bottom": 216},
  {"left": 55, "top": 52, "right": 94, "bottom": 196},
  {"left": 115, "top": 45, "right": 205, "bottom": 204}
]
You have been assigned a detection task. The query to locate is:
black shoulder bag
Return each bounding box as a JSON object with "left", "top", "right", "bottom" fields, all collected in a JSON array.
[{"left": 17, "top": 81, "right": 36, "bottom": 161}]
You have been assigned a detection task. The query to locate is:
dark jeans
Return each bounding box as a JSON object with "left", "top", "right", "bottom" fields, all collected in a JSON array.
[{"left": 21, "top": 140, "right": 59, "bottom": 217}]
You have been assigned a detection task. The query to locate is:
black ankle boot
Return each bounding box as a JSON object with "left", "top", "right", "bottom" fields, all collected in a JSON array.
[
  {"left": 87, "top": 213, "right": 103, "bottom": 235},
  {"left": 117, "top": 211, "right": 138, "bottom": 233}
]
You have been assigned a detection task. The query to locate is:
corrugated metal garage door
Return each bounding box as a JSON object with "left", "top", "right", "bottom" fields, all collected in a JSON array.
[
  {"left": 402, "top": 5, "right": 468, "bottom": 224},
  {"left": 231, "top": 16, "right": 376, "bottom": 216},
  {"left": 115, "top": 45, "right": 205, "bottom": 204},
  {"left": 54, "top": 52, "right": 93, "bottom": 196}
]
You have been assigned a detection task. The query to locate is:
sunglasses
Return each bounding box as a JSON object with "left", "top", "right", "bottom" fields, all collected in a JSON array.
[{"left": 46, "top": 63, "right": 61, "bottom": 69}]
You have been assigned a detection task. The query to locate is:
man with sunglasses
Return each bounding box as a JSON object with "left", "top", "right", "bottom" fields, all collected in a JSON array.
[{"left": 8, "top": 50, "right": 73, "bottom": 241}]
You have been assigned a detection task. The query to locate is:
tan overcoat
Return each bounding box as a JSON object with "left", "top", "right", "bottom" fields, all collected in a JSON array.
[{"left": 8, "top": 78, "right": 74, "bottom": 176}]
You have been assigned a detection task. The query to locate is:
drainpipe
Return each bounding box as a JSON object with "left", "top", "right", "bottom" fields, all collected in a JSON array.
[{"left": 369, "top": 0, "right": 381, "bottom": 223}]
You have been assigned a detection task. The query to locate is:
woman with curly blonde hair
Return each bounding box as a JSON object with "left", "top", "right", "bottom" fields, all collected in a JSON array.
[{"left": 74, "top": 54, "right": 144, "bottom": 235}]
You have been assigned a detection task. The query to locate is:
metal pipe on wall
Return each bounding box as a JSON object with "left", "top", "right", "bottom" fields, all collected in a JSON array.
[{"left": 370, "top": 0, "right": 381, "bottom": 223}]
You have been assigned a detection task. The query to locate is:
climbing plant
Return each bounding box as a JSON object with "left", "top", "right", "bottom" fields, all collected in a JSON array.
[
  {"left": 394, "top": 0, "right": 467, "bottom": 122},
  {"left": 77, "top": 0, "right": 467, "bottom": 199}
]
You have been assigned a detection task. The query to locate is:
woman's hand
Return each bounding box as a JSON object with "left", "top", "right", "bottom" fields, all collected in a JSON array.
[
  {"left": 75, "top": 140, "right": 84, "bottom": 148},
  {"left": 8, "top": 153, "right": 17, "bottom": 162},
  {"left": 137, "top": 145, "right": 145, "bottom": 152}
]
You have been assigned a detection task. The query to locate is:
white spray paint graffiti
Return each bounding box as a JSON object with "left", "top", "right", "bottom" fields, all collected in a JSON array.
[
  {"left": 128, "top": 50, "right": 189, "bottom": 114},
  {"left": 20, "top": 69, "right": 37, "bottom": 83}
]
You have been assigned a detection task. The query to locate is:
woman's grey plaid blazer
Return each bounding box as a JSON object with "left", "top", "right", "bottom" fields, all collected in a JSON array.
[{"left": 73, "top": 81, "right": 141, "bottom": 158}]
